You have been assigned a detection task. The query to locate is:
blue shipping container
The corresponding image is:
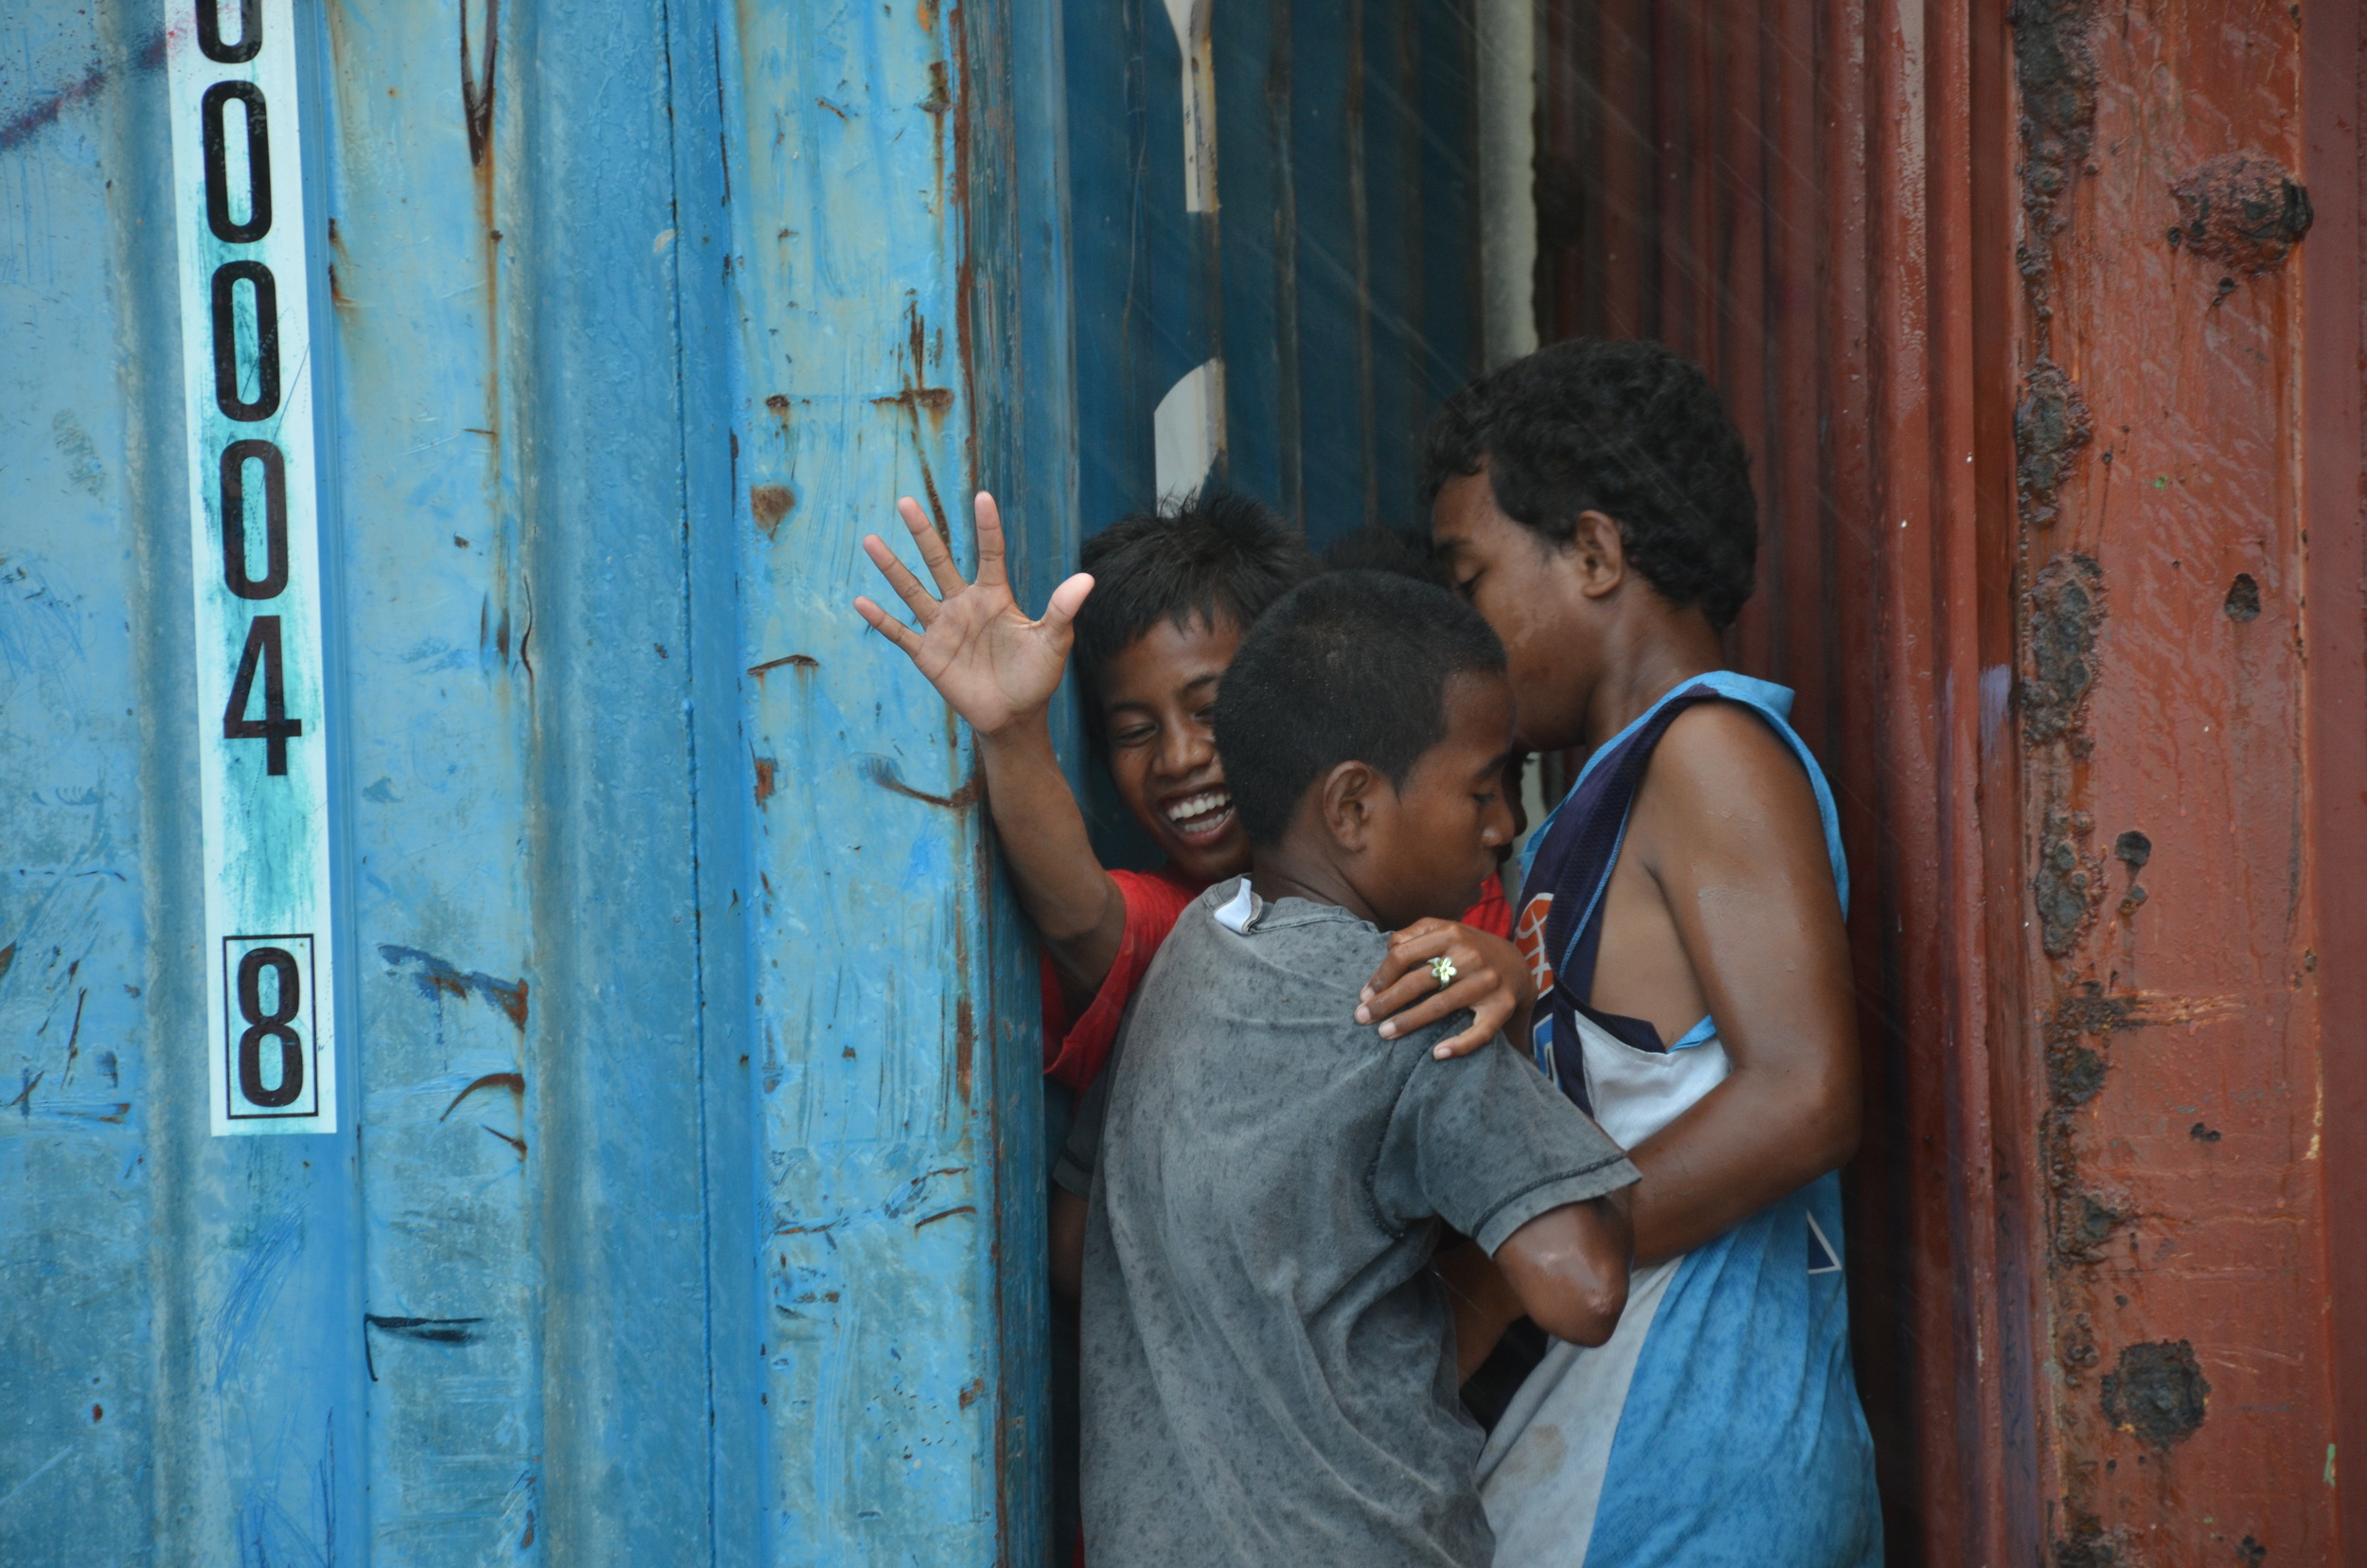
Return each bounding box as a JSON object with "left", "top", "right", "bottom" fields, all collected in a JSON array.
[{"left": 0, "top": 0, "right": 1493, "bottom": 1559}]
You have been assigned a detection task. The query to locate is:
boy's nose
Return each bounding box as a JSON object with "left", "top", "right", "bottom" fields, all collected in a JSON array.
[
  {"left": 1483, "top": 792, "right": 1516, "bottom": 846},
  {"left": 1160, "top": 722, "right": 1216, "bottom": 778}
]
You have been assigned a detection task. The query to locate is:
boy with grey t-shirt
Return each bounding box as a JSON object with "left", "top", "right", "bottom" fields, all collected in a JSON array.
[{"left": 1049, "top": 574, "right": 1639, "bottom": 1567}]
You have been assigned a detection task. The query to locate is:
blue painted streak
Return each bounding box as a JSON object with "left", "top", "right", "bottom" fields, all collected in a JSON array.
[
  {"left": 3, "top": 5, "right": 374, "bottom": 1563},
  {"left": 719, "top": 0, "right": 1044, "bottom": 1557}
]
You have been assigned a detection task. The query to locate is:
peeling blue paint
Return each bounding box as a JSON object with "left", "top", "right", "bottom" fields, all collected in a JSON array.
[{"left": 2, "top": 0, "right": 1059, "bottom": 1560}]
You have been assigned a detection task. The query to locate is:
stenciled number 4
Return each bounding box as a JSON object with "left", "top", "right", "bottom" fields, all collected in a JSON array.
[{"left": 223, "top": 614, "right": 303, "bottom": 775}]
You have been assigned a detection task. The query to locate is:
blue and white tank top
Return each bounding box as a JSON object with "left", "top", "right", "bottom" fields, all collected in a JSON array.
[{"left": 1477, "top": 670, "right": 1881, "bottom": 1567}]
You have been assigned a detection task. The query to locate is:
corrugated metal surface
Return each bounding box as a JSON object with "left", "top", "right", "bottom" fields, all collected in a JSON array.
[
  {"left": 0, "top": 0, "right": 1066, "bottom": 1559},
  {"left": 1061, "top": 0, "right": 1482, "bottom": 552},
  {"left": 1537, "top": 0, "right": 2363, "bottom": 1561}
]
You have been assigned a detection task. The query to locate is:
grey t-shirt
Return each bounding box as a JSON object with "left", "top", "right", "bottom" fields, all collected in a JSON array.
[{"left": 1055, "top": 879, "right": 1638, "bottom": 1568}]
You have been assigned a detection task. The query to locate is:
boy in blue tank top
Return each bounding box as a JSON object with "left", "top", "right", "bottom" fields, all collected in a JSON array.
[{"left": 1376, "top": 338, "right": 1882, "bottom": 1565}]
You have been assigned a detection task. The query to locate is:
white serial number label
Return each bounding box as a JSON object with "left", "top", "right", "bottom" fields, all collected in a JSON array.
[{"left": 169, "top": 0, "right": 339, "bottom": 1134}]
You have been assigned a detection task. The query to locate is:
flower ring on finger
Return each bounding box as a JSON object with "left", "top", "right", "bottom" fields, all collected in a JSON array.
[{"left": 1429, "top": 955, "right": 1458, "bottom": 989}]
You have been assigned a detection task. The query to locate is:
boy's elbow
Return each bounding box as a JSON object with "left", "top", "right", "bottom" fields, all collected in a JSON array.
[
  {"left": 1499, "top": 1196, "right": 1633, "bottom": 1346},
  {"left": 1531, "top": 1271, "right": 1628, "bottom": 1347},
  {"left": 1806, "top": 1076, "right": 1862, "bottom": 1174}
]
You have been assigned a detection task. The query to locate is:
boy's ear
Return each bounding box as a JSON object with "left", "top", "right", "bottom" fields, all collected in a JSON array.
[
  {"left": 1568, "top": 509, "right": 1628, "bottom": 600},
  {"left": 1317, "top": 759, "right": 1387, "bottom": 851}
]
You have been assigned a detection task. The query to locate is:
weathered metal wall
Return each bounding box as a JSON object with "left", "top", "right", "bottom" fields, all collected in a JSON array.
[
  {"left": 1060, "top": 0, "right": 1482, "bottom": 551},
  {"left": 1538, "top": 0, "right": 2364, "bottom": 1560},
  {"left": 0, "top": 0, "right": 1064, "bottom": 1560}
]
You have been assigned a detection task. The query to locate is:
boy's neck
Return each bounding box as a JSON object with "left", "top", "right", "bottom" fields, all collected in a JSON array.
[
  {"left": 1578, "top": 612, "right": 1727, "bottom": 750},
  {"left": 1247, "top": 854, "right": 1381, "bottom": 928}
]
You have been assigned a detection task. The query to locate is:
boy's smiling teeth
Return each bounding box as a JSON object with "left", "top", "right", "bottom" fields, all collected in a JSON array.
[{"left": 1166, "top": 789, "right": 1234, "bottom": 838}]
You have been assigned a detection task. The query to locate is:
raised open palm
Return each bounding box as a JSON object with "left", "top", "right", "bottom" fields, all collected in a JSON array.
[{"left": 853, "top": 491, "right": 1095, "bottom": 736}]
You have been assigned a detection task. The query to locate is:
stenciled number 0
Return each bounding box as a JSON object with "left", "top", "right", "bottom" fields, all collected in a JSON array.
[
  {"left": 202, "top": 0, "right": 304, "bottom": 778},
  {"left": 236, "top": 946, "right": 305, "bottom": 1108}
]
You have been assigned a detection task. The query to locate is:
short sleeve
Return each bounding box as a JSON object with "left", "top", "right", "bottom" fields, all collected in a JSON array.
[
  {"left": 1371, "top": 1037, "right": 1637, "bottom": 1255},
  {"left": 1040, "top": 867, "right": 1205, "bottom": 1091}
]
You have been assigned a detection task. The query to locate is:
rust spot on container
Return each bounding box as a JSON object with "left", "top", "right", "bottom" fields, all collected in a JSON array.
[
  {"left": 957, "top": 1377, "right": 986, "bottom": 1408},
  {"left": 2036, "top": 811, "right": 2102, "bottom": 955},
  {"left": 954, "top": 996, "right": 974, "bottom": 1103},
  {"left": 879, "top": 293, "right": 958, "bottom": 536},
  {"left": 2010, "top": 0, "right": 2099, "bottom": 328},
  {"left": 2045, "top": 984, "right": 2136, "bottom": 1108},
  {"left": 871, "top": 387, "right": 956, "bottom": 416},
  {"left": 753, "top": 757, "right": 777, "bottom": 806},
  {"left": 2053, "top": 1514, "right": 2123, "bottom": 1568},
  {"left": 858, "top": 754, "right": 984, "bottom": 811},
  {"left": 2048, "top": 1040, "right": 2107, "bottom": 1109},
  {"left": 747, "top": 652, "right": 819, "bottom": 680},
  {"left": 0, "top": 941, "right": 15, "bottom": 981},
  {"left": 2016, "top": 360, "right": 2091, "bottom": 529},
  {"left": 751, "top": 483, "right": 796, "bottom": 537},
  {"left": 460, "top": 0, "right": 499, "bottom": 168},
  {"left": 2168, "top": 153, "right": 2312, "bottom": 276},
  {"left": 764, "top": 393, "right": 790, "bottom": 418},
  {"left": 2101, "top": 1339, "right": 2209, "bottom": 1447},
  {"left": 2054, "top": 1189, "right": 2127, "bottom": 1263},
  {"left": 2224, "top": 573, "right": 2261, "bottom": 622},
  {"left": 378, "top": 946, "right": 529, "bottom": 1030},
  {"left": 2024, "top": 553, "right": 2103, "bottom": 747},
  {"left": 439, "top": 1071, "right": 525, "bottom": 1122}
]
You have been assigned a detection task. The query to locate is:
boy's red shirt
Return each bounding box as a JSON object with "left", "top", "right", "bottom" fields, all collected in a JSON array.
[{"left": 1040, "top": 866, "right": 1515, "bottom": 1090}]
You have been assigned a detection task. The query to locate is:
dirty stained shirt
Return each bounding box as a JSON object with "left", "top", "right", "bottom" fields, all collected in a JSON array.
[{"left": 1057, "top": 881, "right": 1637, "bottom": 1568}]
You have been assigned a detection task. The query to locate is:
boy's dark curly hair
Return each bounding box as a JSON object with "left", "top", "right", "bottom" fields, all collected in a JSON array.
[
  {"left": 1421, "top": 338, "right": 1757, "bottom": 630},
  {"left": 1074, "top": 491, "right": 1314, "bottom": 723}
]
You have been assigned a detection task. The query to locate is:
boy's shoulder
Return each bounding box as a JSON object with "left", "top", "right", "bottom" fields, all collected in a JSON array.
[
  {"left": 1175, "top": 882, "right": 1392, "bottom": 986},
  {"left": 1136, "top": 883, "right": 1462, "bottom": 1065},
  {"left": 1634, "top": 696, "right": 1827, "bottom": 839}
]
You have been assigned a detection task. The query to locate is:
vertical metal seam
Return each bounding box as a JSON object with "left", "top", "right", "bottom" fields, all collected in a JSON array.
[
  {"left": 648, "top": 5, "right": 723, "bottom": 1559},
  {"left": 1268, "top": 0, "right": 1303, "bottom": 529},
  {"left": 1345, "top": 0, "right": 1375, "bottom": 527}
]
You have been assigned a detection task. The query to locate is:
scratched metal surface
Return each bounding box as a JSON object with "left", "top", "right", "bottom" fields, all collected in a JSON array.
[
  {"left": 1535, "top": 0, "right": 2363, "bottom": 1561},
  {"left": 0, "top": 0, "right": 1057, "bottom": 1560},
  {"left": 1061, "top": 0, "right": 1481, "bottom": 553}
]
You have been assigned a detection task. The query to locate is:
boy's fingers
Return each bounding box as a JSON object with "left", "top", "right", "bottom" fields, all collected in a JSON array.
[
  {"left": 1364, "top": 965, "right": 1498, "bottom": 1035},
  {"left": 1431, "top": 1018, "right": 1500, "bottom": 1060},
  {"left": 863, "top": 534, "right": 944, "bottom": 627},
  {"left": 1041, "top": 572, "right": 1095, "bottom": 633},
  {"left": 971, "top": 492, "right": 1009, "bottom": 589},
  {"left": 852, "top": 596, "right": 924, "bottom": 653},
  {"left": 1400, "top": 987, "right": 1507, "bottom": 1055},
  {"left": 896, "top": 495, "right": 970, "bottom": 597},
  {"left": 1362, "top": 930, "right": 1461, "bottom": 1000}
]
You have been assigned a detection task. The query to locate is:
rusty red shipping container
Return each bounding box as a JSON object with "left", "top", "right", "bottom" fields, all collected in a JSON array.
[{"left": 1536, "top": 0, "right": 2366, "bottom": 1559}]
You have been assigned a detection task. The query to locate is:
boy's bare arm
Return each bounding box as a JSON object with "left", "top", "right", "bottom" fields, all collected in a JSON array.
[
  {"left": 1048, "top": 1186, "right": 1089, "bottom": 1299},
  {"left": 1433, "top": 1238, "right": 1531, "bottom": 1380},
  {"left": 855, "top": 492, "right": 1129, "bottom": 1004},
  {"left": 1488, "top": 1191, "right": 1633, "bottom": 1349},
  {"left": 1621, "top": 704, "right": 1860, "bottom": 1264}
]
